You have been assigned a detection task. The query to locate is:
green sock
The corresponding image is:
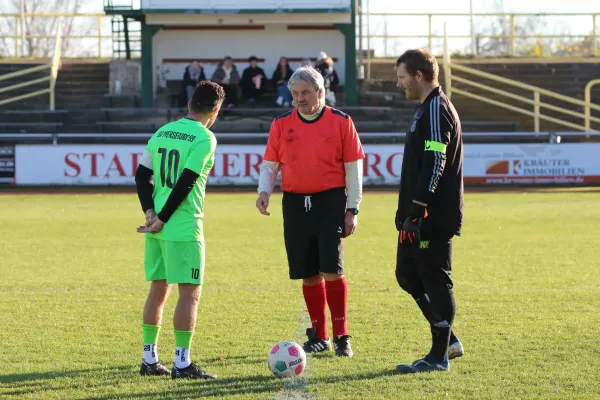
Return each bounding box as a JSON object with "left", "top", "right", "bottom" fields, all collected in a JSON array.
[
  {"left": 174, "top": 330, "right": 194, "bottom": 369},
  {"left": 142, "top": 324, "right": 160, "bottom": 364}
]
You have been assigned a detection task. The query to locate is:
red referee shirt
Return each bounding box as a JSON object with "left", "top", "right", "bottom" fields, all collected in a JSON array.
[{"left": 263, "top": 106, "right": 365, "bottom": 194}]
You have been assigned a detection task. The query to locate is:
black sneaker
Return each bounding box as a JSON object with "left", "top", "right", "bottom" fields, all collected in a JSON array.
[
  {"left": 140, "top": 360, "right": 171, "bottom": 376},
  {"left": 302, "top": 327, "right": 331, "bottom": 353},
  {"left": 333, "top": 335, "right": 353, "bottom": 357},
  {"left": 171, "top": 362, "right": 217, "bottom": 380}
]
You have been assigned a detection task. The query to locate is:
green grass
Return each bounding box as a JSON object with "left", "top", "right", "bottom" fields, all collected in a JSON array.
[{"left": 1, "top": 189, "right": 600, "bottom": 399}]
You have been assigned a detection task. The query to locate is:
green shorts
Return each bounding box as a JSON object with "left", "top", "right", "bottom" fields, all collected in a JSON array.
[{"left": 144, "top": 238, "right": 205, "bottom": 285}]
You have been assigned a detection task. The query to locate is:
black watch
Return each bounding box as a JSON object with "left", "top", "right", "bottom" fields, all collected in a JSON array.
[{"left": 346, "top": 208, "right": 359, "bottom": 215}]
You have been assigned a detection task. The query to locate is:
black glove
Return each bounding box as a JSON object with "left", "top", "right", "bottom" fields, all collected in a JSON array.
[{"left": 399, "top": 203, "right": 428, "bottom": 245}]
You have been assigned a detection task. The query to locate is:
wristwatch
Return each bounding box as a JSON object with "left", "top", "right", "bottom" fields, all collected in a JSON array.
[{"left": 346, "top": 208, "right": 359, "bottom": 215}]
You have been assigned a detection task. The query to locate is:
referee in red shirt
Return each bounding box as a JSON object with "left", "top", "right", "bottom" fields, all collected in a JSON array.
[{"left": 255, "top": 66, "right": 364, "bottom": 358}]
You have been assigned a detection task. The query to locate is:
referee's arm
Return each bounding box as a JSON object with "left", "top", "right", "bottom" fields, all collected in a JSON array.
[
  {"left": 258, "top": 119, "right": 282, "bottom": 196},
  {"left": 412, "top": 103, "right": 453, "bottom": 212},
  {"left": 341, "top": 116, "right": 365, "bottom": 210}
]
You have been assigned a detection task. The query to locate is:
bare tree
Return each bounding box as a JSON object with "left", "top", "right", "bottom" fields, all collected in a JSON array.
[
  {"left": 0, "top": 0, "right": 96, "bottom": 58},
  {"left": 471, "top": 0, "right": 545, "bottom": 57}
]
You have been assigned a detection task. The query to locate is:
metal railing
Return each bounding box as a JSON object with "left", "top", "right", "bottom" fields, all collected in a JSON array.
[
  {"left": 585, "top": 80, "right": 600, "bottom": 132},
  {"left": 0, "top": 21, "right": 63, "bottom": 109},
  {"left": 362, "top": 12, "right": 599, "bottom": 57},
  {"left": 0, "top": 13, "right": 140, "bottom": 59},
  {"left": 3, "top": 131, "right": 599, "bottom": 146},
  {"left": 441, "top": 24, "right": 600, "bottom": 133},
  {"left": 104, "top": 0, "right": 136, "bottom": 11},
  {"left": 0, "top": 12, "right": 599, "bottom": 59}
]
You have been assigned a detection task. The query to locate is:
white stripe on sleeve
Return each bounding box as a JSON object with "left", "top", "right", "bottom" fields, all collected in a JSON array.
[
  {"left": 257, "top": 160, "right": 280, "bottom": 195},
  {"left": 344, "top": 159, "right": 363, "bottom": 209},
  {"left": 428, "top": 97, "right": 444, "bottom": 192}
]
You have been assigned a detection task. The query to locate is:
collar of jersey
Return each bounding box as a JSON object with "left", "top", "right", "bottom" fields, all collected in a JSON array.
[
  {"left": 297, "top": 105, "right": 327, "bottom": 124},
  {"left": 182, "top": 117, "right": 205, "bottom": 126},
  {"left": 420, "top": 86, "right": 442, "bottom": 105}
]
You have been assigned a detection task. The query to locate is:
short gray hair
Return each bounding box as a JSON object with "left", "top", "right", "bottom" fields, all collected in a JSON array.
[{"left": 288, "top": 66, "right": 325, "bottom": 99}]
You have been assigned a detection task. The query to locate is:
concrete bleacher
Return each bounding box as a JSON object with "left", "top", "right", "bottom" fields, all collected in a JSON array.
[
  {"left": 97, "top": 105, "right": 401, "bottom": 133},
  {"left": 0, "top": 110, "right": 66, "bottom": 133},
  {"left": 1, "top": 61, "right": 109, "bottom": 133},
  {"left": 366, "top": 60, "right": 600, "bottom": 132},
  {"left": 0, "top": 62, "right": 51, "bottom": 110},
  {"left": 2, "top": 59, "right": 597, "bottom": 134}
]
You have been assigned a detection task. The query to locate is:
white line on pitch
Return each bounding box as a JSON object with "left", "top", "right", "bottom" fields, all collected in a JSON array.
[{"left": 274, "top": 302, "right": 314, "bottom": 400}]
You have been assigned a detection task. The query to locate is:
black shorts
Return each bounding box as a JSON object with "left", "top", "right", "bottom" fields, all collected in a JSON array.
[
  {"left": 282, "top": 187, "right": 346, "bottom": 280},
  {"left": 396, "top": 236, "right": 454, "bottom": 292}
]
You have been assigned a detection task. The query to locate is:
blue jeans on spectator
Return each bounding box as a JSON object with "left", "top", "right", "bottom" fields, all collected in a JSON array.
[{"left": 276, "top": 84, "right": 292, "bottom": 105}]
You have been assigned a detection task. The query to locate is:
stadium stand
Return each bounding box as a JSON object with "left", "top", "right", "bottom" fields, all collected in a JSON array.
[
  {"left": 2, "top": 58, "right": 599, "bottom": 135},
  {"left": 365, "top": 61, "right": 600, "bottom": 132}
]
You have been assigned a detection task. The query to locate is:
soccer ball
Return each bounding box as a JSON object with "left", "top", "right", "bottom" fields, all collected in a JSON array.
[{"left": 267, "top": 341, "right": 306, "bottom": 377}]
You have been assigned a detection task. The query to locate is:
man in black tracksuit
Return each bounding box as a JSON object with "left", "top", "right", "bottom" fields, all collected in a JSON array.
[{"left": 393, "top": 49, "right": 465, "bottom": 374}]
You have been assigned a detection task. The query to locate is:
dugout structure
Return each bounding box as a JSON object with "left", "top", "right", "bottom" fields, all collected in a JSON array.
[{"left": 104, "top": 0, "right": 357, "bottom": 107}]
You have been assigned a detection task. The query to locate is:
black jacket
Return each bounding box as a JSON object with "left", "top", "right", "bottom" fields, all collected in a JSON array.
[
  {"left": 240, "top": 66, "right": 267, "bottom": 92},
  {"left": 396, "top": 86, "right": 464, "bottom": 239},
  {"left": 271, "top": 65, "right": 294, "bottom": 86},
  {"left": 182, "top": 64, "right": 206, "bottom": 87}
]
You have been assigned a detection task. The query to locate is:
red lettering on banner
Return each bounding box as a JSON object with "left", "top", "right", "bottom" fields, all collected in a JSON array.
[
  {"left": 364, "top": 153, "right": 382, "bottom": 177},
  {"left": 64, "top": 153, "right": 81, "bottom": 177},
  {"left": 222, "top": 153, "right": 240, "bottom": 177},
  {"left": 105, "top": 154, "right": 126, "bottom": 177},
  {"left": 245, "top": 153, "right": 262, "bottom": 177},
  {"left": 131, "top": 152, "right": 143, "bottom": 175},
  {"left": 83, "top": 153, "right": 104, "bottom": 177},
  {"left": 386, "top": 153, "right": 402, "bottom": 177}
]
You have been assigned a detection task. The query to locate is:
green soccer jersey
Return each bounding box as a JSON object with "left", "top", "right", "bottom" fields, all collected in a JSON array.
[{"left": 145, "top": 118, "right": 217, "bottom": 242}]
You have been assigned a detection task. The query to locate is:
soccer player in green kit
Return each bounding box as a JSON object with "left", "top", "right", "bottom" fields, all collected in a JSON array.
[{"left": 134, "top": 81, "right": 225, "bottom": 379}]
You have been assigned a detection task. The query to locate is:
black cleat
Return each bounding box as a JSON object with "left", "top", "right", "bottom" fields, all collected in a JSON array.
[
  {"left": 140, "top": 360, "right": 171, "bottom": 376},
  {"left": 302, "top": 327, "right": 331, "bottom": 354},
  {"left": 333, "top": 335, "right": 354, "bottom": 357},
  {"left": 171, "top": 363, "right": 217, "bottom": 380}
]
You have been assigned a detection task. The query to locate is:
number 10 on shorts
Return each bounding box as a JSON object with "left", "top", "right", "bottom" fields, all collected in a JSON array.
[{"left": 191, "top": 269, "right": 200, "bottom": 280}]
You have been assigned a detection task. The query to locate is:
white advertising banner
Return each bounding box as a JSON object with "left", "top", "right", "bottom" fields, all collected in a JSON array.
[{"left": 14, "top": 143, "right": 600, "bottom": 186}]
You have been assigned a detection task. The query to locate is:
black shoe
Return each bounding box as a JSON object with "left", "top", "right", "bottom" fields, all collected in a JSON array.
[
  {"left": 140, "top": 360, "right": 171, "bottom": 376},
  {"left": 302, "top": 327, "right": 331, "bottom": 353},
  {"left": 171, "top": 362, "right": 217, "bottom": 380},
  {"left": 333, "top": 335, "right": 353, "bottom": 357}
]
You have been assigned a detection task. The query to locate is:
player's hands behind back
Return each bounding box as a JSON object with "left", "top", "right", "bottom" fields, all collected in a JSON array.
[
  {"left": 256, "top": 192, "right": 270, "bottom": 216},
  {"left": 137, "top": 209, "right": 165, "bottom": 233}
]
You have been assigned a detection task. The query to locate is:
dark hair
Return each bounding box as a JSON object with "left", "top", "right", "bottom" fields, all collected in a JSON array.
[
  {"left": 224, "top": 56, "right": 232, "bottom": 61},
  {"left": 248, "top": 55, "right": 258, "bottom": 63},
  {"left": 190, "top": 80, "right": 225, "bottom": 114},
  {"left": 395, "top": 49, "right": 439, "bottom": 82}
]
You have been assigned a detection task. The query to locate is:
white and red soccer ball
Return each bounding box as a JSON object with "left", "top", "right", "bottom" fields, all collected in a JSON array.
[{"left": 267, "top": 341, "right": 306, "bottom": 377}]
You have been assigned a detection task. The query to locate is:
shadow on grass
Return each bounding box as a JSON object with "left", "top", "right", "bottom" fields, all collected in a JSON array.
[
  {"left": 0, "top": 365, "right": 281, "bottom": 399},
  {"left": 205, "top": 354, "right": 266, "bottom": 365},
  {"left": 0, "top": 363, "right": 404, "bottom": 399},
  {"left": 89, "top": 369, "right": 400, "bottom": 399}
]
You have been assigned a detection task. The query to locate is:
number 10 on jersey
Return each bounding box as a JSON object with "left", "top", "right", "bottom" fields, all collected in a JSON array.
[{"left": 158, "top": 148, "right": 180, "bottom": 188}]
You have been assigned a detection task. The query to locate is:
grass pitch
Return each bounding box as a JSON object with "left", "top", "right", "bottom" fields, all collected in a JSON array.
[{"left": 1, "top": 189, "right": 599, "bottom": 399}]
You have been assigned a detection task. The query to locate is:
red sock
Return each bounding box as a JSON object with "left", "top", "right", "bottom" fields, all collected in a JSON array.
[
  {"left": 302, "top": 281, "right": 329, "bottom": 340},
  {"left": 326, "top": 277, "right": 348, "bottom": 337}
]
